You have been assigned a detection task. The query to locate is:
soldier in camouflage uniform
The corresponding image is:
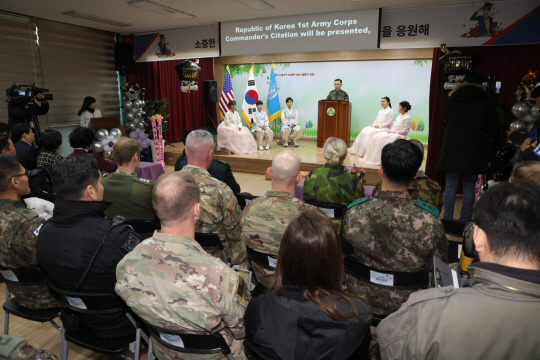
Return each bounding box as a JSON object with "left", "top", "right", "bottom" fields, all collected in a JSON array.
[
  {"left": 116, "top": 171, "right": 250, "bottom": 360},
  {"left": 242, "top": 150, "right": 315, "bottom": 288},
  {"left": 180, "top": 130, "right": 247, "bottom": 267},
  {"left": 0, "top": 155, "right": 59, "bottom": 310},
  {"left": 342, "top": 140, "right": 447, "bottom": 316},
  {"left": 303, "top": 137, "right": 365, "bottom": 204},
  {"left": 101, "top": 137, "right": 157, "bottom": 222},
  {"left": 0, "top": 335, "right": 57, "bottom": 360}
]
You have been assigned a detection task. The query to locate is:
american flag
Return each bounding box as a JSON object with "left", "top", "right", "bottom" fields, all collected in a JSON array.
[{"left": 219, "top": 65, "right": 235, "bottom": 118}]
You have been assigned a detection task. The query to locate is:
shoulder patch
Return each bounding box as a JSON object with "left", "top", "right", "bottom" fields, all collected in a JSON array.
[
  {"left": 415, "top": 199, "right": 440, "bottom": 217},
  {"left": 228, "top": 195, "right": 238, "bottom": 211},
  {"left": 134, "top": 177, "right": 154, "bottom": 186},
  {"left": 230, "top": 275, "right": 250, "bottom": 308},
  {"left": 406, "top": 286, "right": 456, "bottom": 307},
  {"left": 347, "top": 196, "right": 370, "bottom": 209},
  {"left": 13, "top": 207, "right": 39, "bottom": 221},
  {"left": 32, "top": 222, "right": 44, "bottom": 237}
]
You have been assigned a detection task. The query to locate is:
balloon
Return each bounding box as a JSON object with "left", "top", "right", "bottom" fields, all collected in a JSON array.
[
  {"left": 123, "top": 102, "right": 133, "bottom": 111},
  {"left": 103, "top": 145, "right": 111, "bottom": 153},
  {"left": 125, "top": 112, "right": 135, "bottom": 122},
  {"left": 95, "top": 128, "right": 109, "bottom": 140},
  {"left": 126, "top": 122, "right": 137, "bottom": 131},
  {"left": 106, "top": 135, "right": 115, "bottom": 143},
  {"left": 138, "top": 130, "right": 147, "bottom": 140},
  {"left": 130, "top": 106, "right": 138, "bottom": 113},
  {"left": 129, "top": 131, "right": 139, "bottom": 139},
  {"left": 140, "top": 100, "right": 146, "bottom": 107},
  {"left": 531, "top": 104, "right": 540, "bottom": 119},
  {"left": 141, "top": 139, "right": 151, "bottom": 149},
  {"left": 91, "top": 140, "right": 104, "bottom": 153},
  {"left": 511, "top": 101, "right": 531, "bottom": 118},
  {"left": 509, "top": 120, "right": 526, "bottom": 132},
  {"left": 522, "top": 114, "right": 535, "bottom": 123},
  {"left": 133, "top": 99, "right": 143, "bottom": 108},
  {"left": 138, "top": 121, "right": 146, "bottom": 129},
  {"left": 526, "top": 122, "right": 536, "bottom": 132},
  {"left": 134, "top": 112, "right": 142, "bottom": 121},
  {"left": 110, "top": 128, "right": 122, "bottom": 139}
]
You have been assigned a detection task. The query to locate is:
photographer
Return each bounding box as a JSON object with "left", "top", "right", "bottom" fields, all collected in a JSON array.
[{"left": 8, "top": 93, "right": 49, "bottom": 127}]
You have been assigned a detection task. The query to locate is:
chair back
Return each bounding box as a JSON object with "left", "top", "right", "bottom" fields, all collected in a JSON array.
[
  {"left": 194, "top": 232, "right": 229, "bottom": 265},
  {"left": 127, "top": 220, "right": 160, "bottom": 238},
  {"left": 441, "top": 219, "right": 467, "bottom": 237},
  {"left": 0, "top": 265, "right": 48, "bottom": 286},
  {"left": 145, "top": 322, "right": 234, "bottom": 358},
  {"left": 47, "top": 281, "right": 126, "bottom": 315},
  {"left": 304, "top": 200, "right": 347, "bottom": 219},
  {"left": 235, "top": 193, "right": 259, "bottom": 210}
]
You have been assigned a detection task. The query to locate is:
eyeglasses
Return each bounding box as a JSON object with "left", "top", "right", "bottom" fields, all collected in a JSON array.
[{"left": 8, "top": 170, "right": 29, "bottom": 184}]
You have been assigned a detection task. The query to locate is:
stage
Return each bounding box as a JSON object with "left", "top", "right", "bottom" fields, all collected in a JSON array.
[{"left": 164, "top": 139, "right": 384, "bottom": 185}]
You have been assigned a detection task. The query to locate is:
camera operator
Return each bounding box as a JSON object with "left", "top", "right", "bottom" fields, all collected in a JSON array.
[{"left": 8, "top": 92, "right": 49, "bottom": 128}]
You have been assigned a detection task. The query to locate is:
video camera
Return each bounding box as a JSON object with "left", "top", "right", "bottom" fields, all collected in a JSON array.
[{"left": 6, "top": 83, "right": 53, "bottom": 103}]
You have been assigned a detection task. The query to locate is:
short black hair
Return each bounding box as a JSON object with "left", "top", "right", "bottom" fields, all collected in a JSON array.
[
  {"left": 399, "top": 101, "right": 412, "bottom": 112},
  {"left": 381, "top": 139, "right": 423, "bottom": 186},
  {"left": 0, "top": 123, "right": 10, "bottom": 135},
  {"left": 228, "top": 100, "right": 236, "bottom": 106},
  {"left": 475, "top": 181, "right": 540, "bottom": 265},
  {"left": 0, "top": 155, "right": 22, "bottom": 192},
  {"left": 40, "top": 129, "right": 62, "bottom": 151},
  {"left": 286, "top": 97, "right": 293, "bottom": 103},
  {"left": 69, "top": 127, "right": 94, "bottom": 149},
  {"left": 256, "top": 100, "right": 263, "bottom": 106},
  {"left": 334, "top": 79, "right": 342, "bottom": 84},
  {"left": 0, "top": 134, "right": 12, "bottom": 153},
  {"left": 51, "top": 155, "right": 100, "bottom": 201},
  {"left": 10, "top": 123, "right": 31, "bottom": 143}
]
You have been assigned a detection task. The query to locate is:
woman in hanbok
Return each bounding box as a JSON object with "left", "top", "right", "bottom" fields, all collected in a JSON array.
[
  {"left": 348, "top": 96, "right": 394, "bottom": 157},
  {"left": 363, "top": 101, "right": 413, "bottom": 165},
  {"left": 217, "top": 100, "right": 257, "bottom": 154}
]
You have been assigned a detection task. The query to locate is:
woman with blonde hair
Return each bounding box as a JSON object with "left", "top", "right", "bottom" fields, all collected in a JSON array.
[
  {"left": 245, "top": 209, "right": 372, "bottom": 360},
  {"left": 303, "top": 137, "right": 365, "bottom": 204}
]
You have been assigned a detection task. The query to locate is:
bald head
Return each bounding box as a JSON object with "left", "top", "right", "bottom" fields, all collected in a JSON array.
[
  {"left": 271, "top": 150, "right": 301, "bottom": 185},
  {"left": 153, "top": 171, "right": 200, "bottom": 225},
  {"left": 185, "top": 130, "right": 214, "bottom": 168}
]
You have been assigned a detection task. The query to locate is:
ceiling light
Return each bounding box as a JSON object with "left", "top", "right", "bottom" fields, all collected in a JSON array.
[
  {"left": 127, "top": 0, "right": 196, "bottom": 20},
  {"left": 235, "top": 0, "right": 275, "bottom": 11},
  {"left": 62, "top": 11, "right": 132, "bottom": 27}
]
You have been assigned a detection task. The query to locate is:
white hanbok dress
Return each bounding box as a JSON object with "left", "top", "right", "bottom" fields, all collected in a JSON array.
[
  {"left": 348, "top": 107, "right": 394, "bottom": 156},
  {"left": 217, "top": 110, "right": 257, "bottom": 154},
  {"left": 363, "top": 113, "right": 412, "bottom": 165}
]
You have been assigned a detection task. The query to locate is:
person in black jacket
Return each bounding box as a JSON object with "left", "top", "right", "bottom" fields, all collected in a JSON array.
[
  {"left": 437, "top": 74, "right": 499, "bottom": 222},
  {"left": 37, "top": 155, "right": 140, "bottom": 338},
  {"left": 7, "top": 93, "right": 49, "bottom": 127},
  {"left": 245, "top": 209, "right": 372, "bottom": 360},
  {"left": 11, "top": 123, "right": 39, "bottom": 171}
]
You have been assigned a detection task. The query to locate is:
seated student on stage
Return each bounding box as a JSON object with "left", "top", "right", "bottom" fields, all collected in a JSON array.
[
  {"left": 349, "top": 96, "right": 394, "bottom": 157},
  {"left": 0, "top": 155, "right": 59, "bottom": 310},
  {"left": 68, "top": 127, "right": 117, "bottom": 174},
  {"left": 373, "top": 139, "right": 443, "bottom": 213},
  {"left": 11, "top": 123, "right": 39, "bottom": 171},
  {"left": 175, "top": 129, "right": 241, "bottom": 194},
  {"left": 280, "top": 97, "right": 303, "bottom": 147},
  {"left": 377, "top": 181, "right": 540, "bottom": 360},
  {"left": 217, "top": 100, "right": 257, "bottom": 155},
  {"left": 101, "top": 137, "right": 156, "bottom": 222},
  {"left": 36, "top": 129, "right": 63, "bottom": 174},
  {"left": 364, "top": 101, "right": 412, "bottom": 165},
  {"left": 303, "top": 137, "right": 365, "bottom": 205},
  {"left": 245, "top": 209, "right": 372, "bottom": 360},
  {"left": 253, "top": 100, "right": 273, "bottom": 150}
]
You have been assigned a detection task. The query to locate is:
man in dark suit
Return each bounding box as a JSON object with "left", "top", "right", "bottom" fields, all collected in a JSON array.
[
  {"left": 11, "top": 123, "right": 39, "bottom": 171},
  {"left": 175, "top": 129, "right": 241, "bottom": 193}
]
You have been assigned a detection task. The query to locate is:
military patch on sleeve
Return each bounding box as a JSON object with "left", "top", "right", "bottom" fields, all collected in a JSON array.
[
  {"left": 231, "top": 276, "right": 249, "bottom": 307},
  {"left": 228, "top": 195, "right": 238, "bottom": 211},
  {"left": 347, "top": 196, "right": 370, "bottom": 209},
  {"left": 14, "top": 207, "right": 39, "bottom": 220},
  {"left": 415, "top": 200, "right": 440, "bottom": 217},
  {"left": 32, "top": 223, "right": 44, "bottom": 237}
]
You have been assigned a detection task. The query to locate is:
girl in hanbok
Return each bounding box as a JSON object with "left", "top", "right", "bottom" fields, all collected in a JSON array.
[
  {"left": 348, "top": 96, "right": 394, "bottom": 157},
  {"left": 217, "top": 100, "right": 257, "bottom": 154},
  {"left": 363, "top": 101, "right": 412, "bottom": 165}
]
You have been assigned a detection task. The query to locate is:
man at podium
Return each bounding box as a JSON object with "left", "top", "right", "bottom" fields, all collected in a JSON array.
[{"left": 326, "top": 79, "right": 349, "bottom": 101}]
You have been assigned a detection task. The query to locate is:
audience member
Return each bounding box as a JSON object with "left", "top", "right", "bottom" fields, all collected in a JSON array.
[
  {"left": 37, "top": 155, "right": 140, "bottom": 338},
  {"left": 437, "top": 74, "right": 499, "bottom": 222},
  {"left": 377, "top": 181, "right": 540, "bottom": 359},
  {"left": 342, "top": 139, "right": 447, "bottom": 316},
  {"left": 373, "top": 139, "right": 443, "bottom": 212},
  {"left": 218, "top": 100, "right": 257, "bottom": 154},
  {"left": 0, "top": 134, "right": 16, "bottom": 155},
  {"left": 252, "top": 100, "right": 273, "bottom": 150},
  {"left": 0, "top": 335, "right": 57, "bottom": 360},
  {"left": 175, "top": 129, "right": 241, "bottom": 193},
  {"left": 0, "top": 155, "right": 58, "bottom": 310},
  {"left": 181, "top": 130, "right": 247, "bottom": 266},
  {"left": 242, "top": 150, "right": 314, "bottom": 289},
  {"left": 68, "top": 127, "right": 117, "bottom": 173},
  {"left": 101, "top": 137, "right": 156, "bottom": 222},
  {"left": 0, "top": 122, "right": 11, "bottom": 135},
  {"left": 116, "top": 171, "right": 250, "bottom": 360},
  {"left": 245, "top": 209, "right": 371, "bottom": 359},
  {"left": 303, "top": 137, "right": 365, "bottom": 204},
  {"left": 36, "top": 129, "right": 63, "bottom": 173},
  {"left": 11, "top": 123, "right": 38, "bottom": 171}
]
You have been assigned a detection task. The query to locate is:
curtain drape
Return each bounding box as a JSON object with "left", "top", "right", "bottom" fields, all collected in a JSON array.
[{"left": 127, "top": 58, "right": 217, "bottom": 143}]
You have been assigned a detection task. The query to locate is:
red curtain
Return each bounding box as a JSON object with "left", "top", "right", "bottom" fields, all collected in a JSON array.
[
  {"left": 127, "top": 58, "right": 217, "bottom": 143},
  {"left": 426, "top": 43, "right": 540, "bottom": 186}
]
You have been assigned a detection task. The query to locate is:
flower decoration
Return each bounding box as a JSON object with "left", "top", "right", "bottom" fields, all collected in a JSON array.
[
  {"left": 346, "top": 164, "right": 367, "bottom": 183},
  {"left": 149, "top": 114, "right": 163, "bottom": 122}
]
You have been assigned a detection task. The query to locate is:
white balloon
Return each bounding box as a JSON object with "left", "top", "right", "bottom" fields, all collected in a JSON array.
[
  {"left": 103, "top": 145, "right": 111, "bottom": 153},
  {"left": 110, "top": 128, "right": 122, "bottom": 139}
]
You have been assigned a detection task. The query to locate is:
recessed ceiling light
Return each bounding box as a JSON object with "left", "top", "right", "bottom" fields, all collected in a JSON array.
[
  {"left": 62, "top": 11, "right": 132, "bottom": 27},
  {"left": 127, "top": 0, "right": 196, "bottom": 20}
]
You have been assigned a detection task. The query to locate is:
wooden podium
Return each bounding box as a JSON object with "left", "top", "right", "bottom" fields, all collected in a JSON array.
[{"left": 317, "top": 100, "right": 351, "bottom": 147}]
